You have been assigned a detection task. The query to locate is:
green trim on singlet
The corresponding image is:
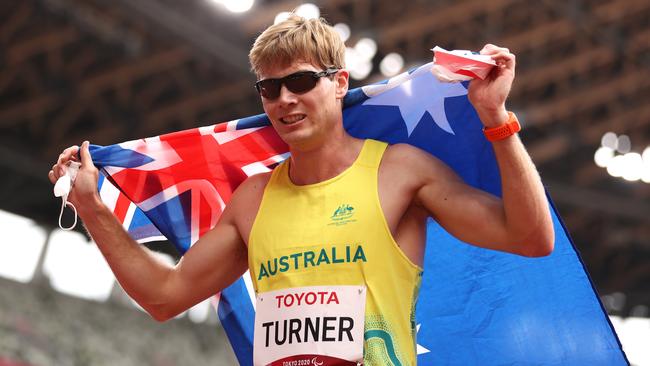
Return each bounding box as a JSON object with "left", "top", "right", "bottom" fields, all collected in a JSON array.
[{"left": 364, "top": 329, "right": 403, "bottom": 366}]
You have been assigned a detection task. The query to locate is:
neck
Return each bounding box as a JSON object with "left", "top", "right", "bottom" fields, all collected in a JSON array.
[{"left": 287, "top": 133, "right": 364, "bottom": 185}]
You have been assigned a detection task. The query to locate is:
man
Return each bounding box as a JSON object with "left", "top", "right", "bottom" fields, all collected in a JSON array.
[{"left": 50, "top": 15, "right": 553, "bottom": 365}]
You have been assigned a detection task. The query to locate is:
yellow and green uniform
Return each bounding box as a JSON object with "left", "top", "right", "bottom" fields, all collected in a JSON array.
[{"left": 249, "top": 139, "right": 423, "bottom": 365}]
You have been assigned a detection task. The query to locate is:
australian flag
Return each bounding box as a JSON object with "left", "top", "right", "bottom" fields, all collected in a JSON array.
[{"left": 90, "top": 63, "right": 628, "bottom": 365}]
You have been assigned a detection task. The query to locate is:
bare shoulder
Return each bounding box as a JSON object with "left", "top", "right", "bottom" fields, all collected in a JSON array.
[
  {"left": 384, "top": 143, "right": 427, "bottom": 161},
  {"left": 226, "top": 172, "right": 272, "bottom": 213},
  {"left": 381, "top": 143, "right": 464, "bottom": 208},
  {"left": 223, "top": 171, "right": 273, "bottom": 245},
  {"left": 237, "top": 171, "right": 273, "bottom": 195},
  {"left": 382, "top": 143, "right": 450, "bottom": 179},
  {"left": 377, "top": 143, "right": 435, "bottom": 212}
]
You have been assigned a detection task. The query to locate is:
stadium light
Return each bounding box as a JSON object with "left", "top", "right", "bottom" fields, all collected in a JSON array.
[
  {"left": 595, "top": 132, "right": 650, "bottom": 184},
  {"left": 274, "top": 11, "right": 290, "bottom": 24},
  {"left": 380, "top": 53, "right": 404, "bottom": 77},
  {"left": 209, "top": 0, "right": 254, "bottom": 13},
  {"left": 355, "top": 38, "right": 377, "bottom": 60},
  {"left": 43, "top": 230, "right": 115, "bottom": 302},
  {"left": 346, "top": 47, "right": 372, "bottom": 80},
  {"left": 334, "top": 23, "right": 350, "bottom": 42},
  {"left": 0, "top": 210, "right": 46, "bottom": 283},
  {"left": 295, "top": 3, "right": 320, "bottom": 19}
]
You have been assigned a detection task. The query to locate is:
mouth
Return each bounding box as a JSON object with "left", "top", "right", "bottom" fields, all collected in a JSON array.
[{"left": 280, "top": 114, "right": 306, "bottom": 125}]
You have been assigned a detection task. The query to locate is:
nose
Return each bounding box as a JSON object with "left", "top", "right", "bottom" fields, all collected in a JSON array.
[{"left": 276, "top": 84, "right": 298, "bottom": 106}]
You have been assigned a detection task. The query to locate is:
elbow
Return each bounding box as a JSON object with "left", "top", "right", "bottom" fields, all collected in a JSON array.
[
  {"left": 137, "top": 297, "right": 182, "bottom": 322},
  {"left": 520, "top": 241, "right": 554, "bottom": 257},
  {"left": 151, "top": 314, "right": 172, "bottom": 323},
  {"left": 147, "top": 304, "right": 180, "bottom": 323},
  {"left": 518, "top": 225, "right": 555, "bottom": 258}
]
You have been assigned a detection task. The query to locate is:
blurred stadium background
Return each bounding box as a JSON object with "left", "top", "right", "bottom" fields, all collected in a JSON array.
[{"left": 0, "top": 0, "right": 648, "bottom": 365}]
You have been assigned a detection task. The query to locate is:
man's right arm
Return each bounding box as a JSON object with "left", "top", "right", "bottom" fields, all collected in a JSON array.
[{"left": 49, "top": 141, "right": 249, "bottom": 321}]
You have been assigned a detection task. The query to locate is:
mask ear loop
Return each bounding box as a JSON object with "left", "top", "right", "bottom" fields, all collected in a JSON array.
[
  {"left": 53, "top": 161, "right": 81, "bottom": 231},
  {"left": 58, "top": 193, "right": 78, "bottom": 231}
]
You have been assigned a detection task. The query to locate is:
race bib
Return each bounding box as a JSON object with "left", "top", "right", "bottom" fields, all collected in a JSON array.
[{"left": 253, "top": 285, "right": 367, "bottom": 366}]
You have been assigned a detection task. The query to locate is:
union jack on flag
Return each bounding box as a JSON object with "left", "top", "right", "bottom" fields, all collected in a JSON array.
[
  {"left": 90, "top": 63, "right": 627, "bottom": 365},
  {"left": 93, "top": 120, "right": 289, "bottom": 250}
]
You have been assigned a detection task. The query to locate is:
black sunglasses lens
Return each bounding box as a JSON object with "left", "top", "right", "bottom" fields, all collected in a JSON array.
[
  {"left": 257, "top": 80, "right": 281, "bottom": 99},
  {"left": 284, "top": 73, "right": 317, "bottom": 94}
]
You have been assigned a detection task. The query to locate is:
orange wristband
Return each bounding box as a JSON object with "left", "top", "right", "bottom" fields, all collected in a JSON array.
[{"left": 483, "top": 111, "right": 521, "bottom": 142}]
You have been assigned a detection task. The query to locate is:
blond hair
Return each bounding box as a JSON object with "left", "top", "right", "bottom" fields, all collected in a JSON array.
[{"left": 249, "top": 14, "right": 345, "bottom": 77}]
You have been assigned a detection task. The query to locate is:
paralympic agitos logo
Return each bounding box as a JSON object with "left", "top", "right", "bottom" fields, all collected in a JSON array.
[{"left": 272, "top": 355, "right": 359, "bottom": 366}]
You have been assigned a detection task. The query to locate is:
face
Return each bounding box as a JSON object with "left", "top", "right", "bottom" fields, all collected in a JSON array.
[{"left": 257, "top": 61, "right": 349, "bottom": 151}]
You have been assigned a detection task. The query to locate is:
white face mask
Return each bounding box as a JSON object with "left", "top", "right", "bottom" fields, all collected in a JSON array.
[
  {"left": 53, "top": 161, "right": 81, "bottom": 230},
  {"left": 430, "top": 46, "right": 496, "bottom": 82}
]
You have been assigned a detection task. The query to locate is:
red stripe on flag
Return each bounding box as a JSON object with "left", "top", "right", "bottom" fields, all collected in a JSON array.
[
  {"left": 113, "top": 192, "right": 132, "bottom": 223},
  {"left": 199, "top": 192, "right": 212, "bottom": 238}
]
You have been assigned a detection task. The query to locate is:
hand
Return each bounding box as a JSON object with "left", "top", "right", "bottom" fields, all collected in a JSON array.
[
  {"left": 467, "top": 44, "right": 515, "bottom": 127},
  {"left": 48, "top": 141, "right": 101, "bottom": 210}
]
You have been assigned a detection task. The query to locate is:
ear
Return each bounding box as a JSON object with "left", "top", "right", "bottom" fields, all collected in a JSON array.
[{"left": 334, "top": 70, "right": 349, "bottom": 99}]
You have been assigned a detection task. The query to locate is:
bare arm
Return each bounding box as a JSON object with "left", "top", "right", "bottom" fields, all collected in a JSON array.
[
  {"left": 400, "top": 44, "right": 553, "bottom": 257},
  {"left": 399, "top": 137, "right": 553, "bottom": 257},
  {"left": 49, "top": 142, "right": 248, "bottom": 321},
  {"left": 488, "top": 134, "right": 554, "bottom": 256}
]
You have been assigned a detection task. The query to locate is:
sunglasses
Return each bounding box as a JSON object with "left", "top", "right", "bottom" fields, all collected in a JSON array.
[{"left": 255, "top": 69, "right": 339, "bottom": 100}]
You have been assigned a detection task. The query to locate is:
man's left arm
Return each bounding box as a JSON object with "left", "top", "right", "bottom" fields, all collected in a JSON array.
[
  {"left": 469, "top": 44, "right": 554, "bottom": 256},
  {"left": 479, "top": 121, "right": 555, "bottom": 257},
  {"left": 402, "top": 44, "right": 553, "bottom": 257}
]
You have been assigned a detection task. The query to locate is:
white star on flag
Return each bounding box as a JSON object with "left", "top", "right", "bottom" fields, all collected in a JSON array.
[
  {"left": 361, "top": 63, "right": 468, "bottom": 136},
  {"left": 416, "top": 323, "right": 430, "bottom": 355}
]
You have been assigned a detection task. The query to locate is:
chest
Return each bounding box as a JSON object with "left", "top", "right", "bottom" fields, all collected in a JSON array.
[{"left": 252, "top": 186, "right": 380, "bottom": 247}]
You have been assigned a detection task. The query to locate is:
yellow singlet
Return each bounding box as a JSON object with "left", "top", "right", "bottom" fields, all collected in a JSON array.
[{"left": 249, "top": 139, "right": 423, "bottom": 365}]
